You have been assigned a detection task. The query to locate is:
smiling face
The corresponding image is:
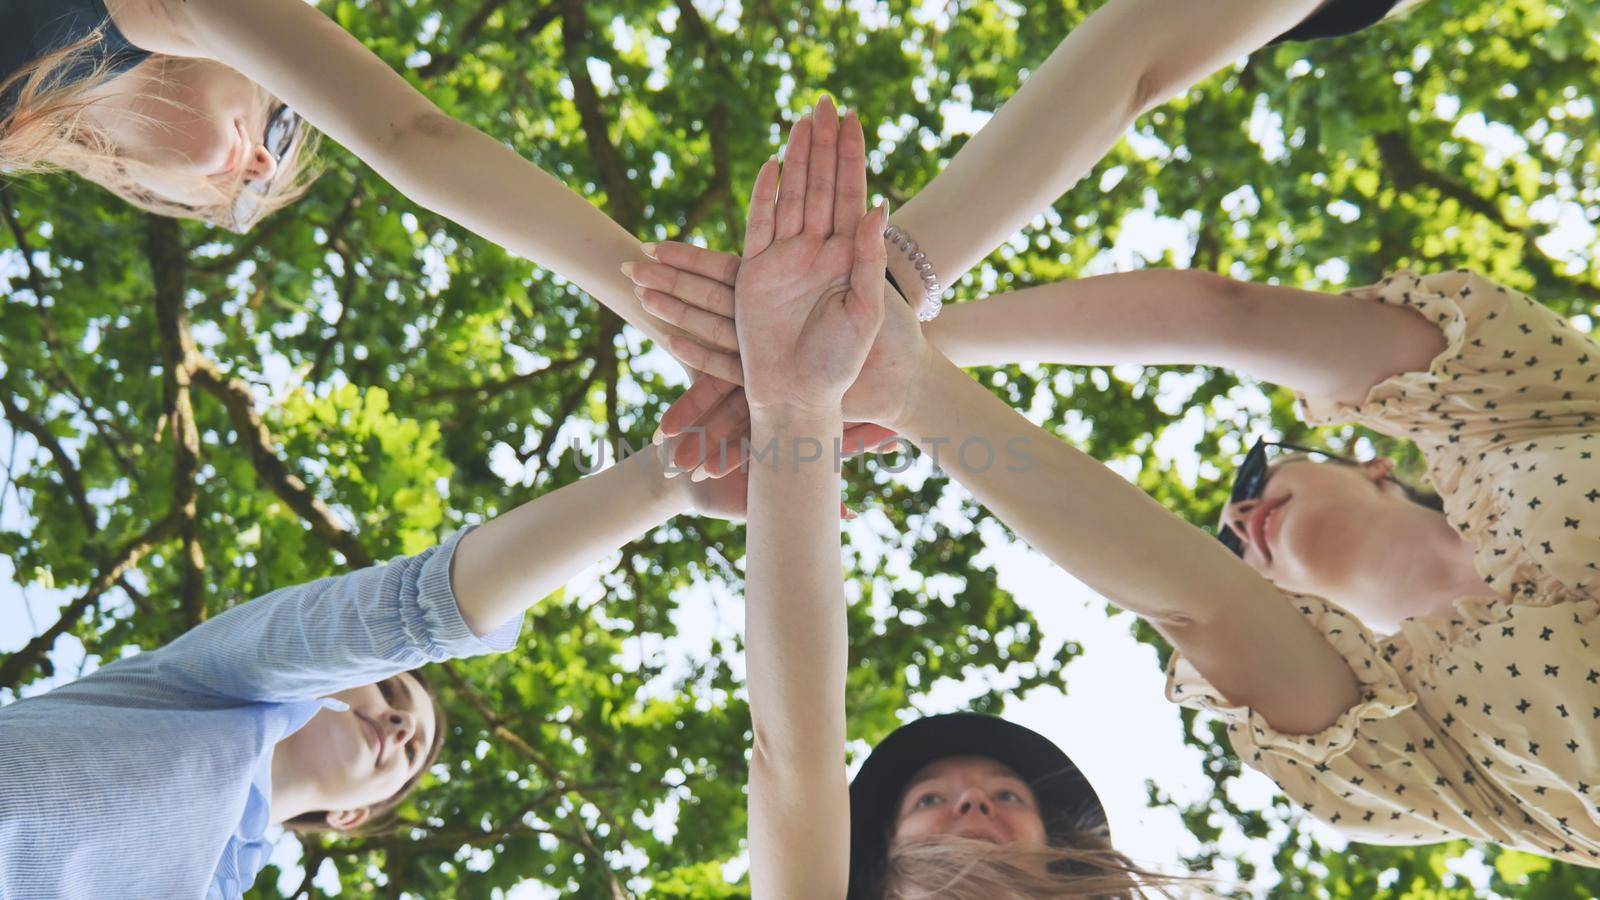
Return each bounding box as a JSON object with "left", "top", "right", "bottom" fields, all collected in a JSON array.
[
  {"left": 891, "top": 756, "right": 1048, "bottom": 849},
  {"left": 1218, "top": 455, "right": 1446, "bottom": 622},
  {"left": 273, "top": 672, "right": 437, "bottom": 830}
]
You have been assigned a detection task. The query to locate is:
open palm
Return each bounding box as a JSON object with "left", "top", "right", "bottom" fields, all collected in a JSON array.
[{"left": 734, "top": 99, "right": 887, "bottom": 414}]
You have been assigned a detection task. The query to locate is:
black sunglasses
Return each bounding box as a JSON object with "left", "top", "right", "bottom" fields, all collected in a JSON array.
[
  {"left": 229, "top": 103, "right": 302, "bottom": 230},
  {"left": 1216, "top": 439, "right": 1359, "bottom": 557}
]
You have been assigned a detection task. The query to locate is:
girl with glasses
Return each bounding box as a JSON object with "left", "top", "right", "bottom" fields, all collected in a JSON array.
[{"left": 0, "top": 0, "right": 1419, "bottom": 397}]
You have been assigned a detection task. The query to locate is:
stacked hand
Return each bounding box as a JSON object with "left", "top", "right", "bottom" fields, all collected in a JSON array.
[
  {"left": 730, "top": 98, "right": 887, "bottom": 416},
  {"left": 627, "top": 97, "right": 930, "bottom": 477}
]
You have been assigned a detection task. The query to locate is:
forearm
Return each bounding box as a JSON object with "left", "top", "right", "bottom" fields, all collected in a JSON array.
[
  {"left": 452, "top": 444, "right": 690, "bottom": 635},
  {"left": 373, "top": 122, "right": 675, "bottom": 344},
  {"left": 744, "top": 409, "right": 849, "bottom": 763},
  {"left": 925, "top": 270, "right": 1242, "bottom": 369},
  {"left": 888, "top": 0, "right": 1323, "bottom": 290},
  {"left": 898, "top": 353, "right": 1254, "bottom": 626},
  {"left": 176, "top": 0, "right": 672, "bottom": 345},
  {"left": 896, "top": 354, "right": 1362, "bottom": 727},
  {"left": 744, "top": 408, "right": 850, "bottom": 898},
  {"left": 925, "top": 269, "right": 1447, "bottom": 405}
]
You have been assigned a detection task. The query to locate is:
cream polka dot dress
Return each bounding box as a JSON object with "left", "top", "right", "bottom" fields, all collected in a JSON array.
[{"left": 1166, "top": 270, "right": 1600, "bottom": 866}]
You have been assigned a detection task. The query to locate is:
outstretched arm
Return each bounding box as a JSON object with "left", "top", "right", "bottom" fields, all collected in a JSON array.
[
  {"left": 736, "top": 102, "right": 886, "bottom": 899},
  {"left": 926, "top": 269, "right": 1446, "bottom": 406},
  {"left": 882, "top": 0, "right": 1327, "bottom": 293},
  {"left": 886, "top": 350, "right": 1363, "bottom": 735},
  {"left": 117, "top": 0, "right": 674, "bottom": 346},
  {"left": 111, "top": 437, "right": 742, "bottom": 706}
]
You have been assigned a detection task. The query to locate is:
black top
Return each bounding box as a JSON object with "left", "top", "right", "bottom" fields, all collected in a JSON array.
[
  {"left": 845, "top": 714, "right": 1108, "bottom": 900},
  {"left": 1274, "top": 0, "right": 1404, "bottom": 43},
  {"left": 1, "top": 0, "right": 150, "bottom": 114}
]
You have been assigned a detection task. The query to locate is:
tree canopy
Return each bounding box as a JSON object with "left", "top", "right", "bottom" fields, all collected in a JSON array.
[{"left": 1, "top": 0, "right": 1598, "bottom": 896}]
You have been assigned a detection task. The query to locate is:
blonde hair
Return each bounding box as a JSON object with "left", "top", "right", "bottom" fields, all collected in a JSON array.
[
  {"left": 0, "top": 29, "right": 319, "bottom": 230},
  {"left": 880, "top": 832, "right": 1209, "bottom": 900}
]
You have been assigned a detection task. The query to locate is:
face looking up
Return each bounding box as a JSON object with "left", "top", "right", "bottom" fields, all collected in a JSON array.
[
  {"left": 1218, "top": 455, "right": 1455, "bottom": 627},
  {"left": 892, "top": 756, "right": 1048, "bottom": 849},
  {"left": 274, "top": 671, "right": 436, "bottom": 830},
  {"left": 82, "top": 57, "right": 278, "bottom": 208}
]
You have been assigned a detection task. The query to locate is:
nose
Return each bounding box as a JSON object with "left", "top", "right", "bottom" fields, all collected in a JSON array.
[
  {"left": 383, "top": 707, "right": 417, "bottom": 751},
  {"left": 243, "top": 144, "right": 277, "bottom": 181},
  {"left": 1223, "top": 499, "right": 1260, "bottom": 545},
  {"left": 953, "top": 788, "right": 993, "bottom": 818}
]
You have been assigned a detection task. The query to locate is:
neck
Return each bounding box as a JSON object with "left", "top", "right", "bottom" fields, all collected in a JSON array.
[
  {"left": 268, "top": 738, "right": 314, "bottom": 826},
  {"left": 1347, "top": 512, "right": 1483, "bottom": 632}
]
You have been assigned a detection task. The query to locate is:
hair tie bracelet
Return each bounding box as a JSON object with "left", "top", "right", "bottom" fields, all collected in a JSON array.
[{"left": 882, "top": 223, "right": 945, "bottom": 321}]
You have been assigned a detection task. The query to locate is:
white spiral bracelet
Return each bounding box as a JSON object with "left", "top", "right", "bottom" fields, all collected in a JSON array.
[{"left": 882, "top": 223, "right": 945, "bottom": 321}]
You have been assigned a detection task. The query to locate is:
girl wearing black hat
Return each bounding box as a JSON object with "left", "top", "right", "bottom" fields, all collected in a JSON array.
[{"left": 721, "top": 101, "right": 1192, "bottom": 898}]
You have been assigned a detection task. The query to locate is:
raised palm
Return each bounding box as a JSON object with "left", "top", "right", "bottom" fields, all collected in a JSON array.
[{"left": 733, "top": 99, "right": 887, "bottom": 415}]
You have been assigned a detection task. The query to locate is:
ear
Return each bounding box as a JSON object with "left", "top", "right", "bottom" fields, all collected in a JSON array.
[
  {"left": 324, "top": 806, "right": 370, "bottom": 832},
  {"left": 1361, "top": 457, "right": 1397, "bottom": 482}
]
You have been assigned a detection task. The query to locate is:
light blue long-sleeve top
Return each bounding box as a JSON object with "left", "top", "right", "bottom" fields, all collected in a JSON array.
[{"left": 0, "top": 528, "right": 521, "bottom": 899}]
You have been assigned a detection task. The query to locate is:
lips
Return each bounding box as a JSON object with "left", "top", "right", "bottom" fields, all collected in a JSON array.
[
  {"left": 950, "top": 823, "right": 1006, "bottom": 844},
  {"left": 357, "top": 713, "right": 384, "bottom": 766},
  {"left": 1248, "top": 494, "right": 1291, "bottom": 563}
]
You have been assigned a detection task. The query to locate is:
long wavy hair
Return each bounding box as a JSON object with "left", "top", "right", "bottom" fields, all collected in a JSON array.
[
  {"left": 0, "top": 29, "right": 318, "bottom": 230},
  {"left": 879, "top": 803, "right": 1211, "bottom": 900}
]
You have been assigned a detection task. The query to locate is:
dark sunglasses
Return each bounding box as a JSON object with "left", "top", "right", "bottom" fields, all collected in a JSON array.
[
  {"left": 1216, "top": 439, "right": 1360, "bottom": 557},
  {"left": 229, "top": 103, "right": 302, "bottom": 230}
]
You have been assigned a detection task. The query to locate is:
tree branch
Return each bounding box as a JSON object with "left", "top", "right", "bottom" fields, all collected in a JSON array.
[
  {"left": 1373, "top": 130, "right": 1600, "bottom": 303},
  {"left": 557, "top": 0, "right": 642, "bottom": 232},
  {"left": 435, "top": 661, "right": 633, "bottom": 899},
  {"left": 0, "top": 511, "right": 180, "bottom": 690},
  {"left": 189, "top": 357, "right": 375, "bottom": 569},
  {"left": 0, "top": 381, "right": 95, "bottom": 534},
  {"left": 147, "top": 215, "right": 207, "bottom": 628},
  {"left": 669, "top": 0, "right": 733, "bottom": 240},
  {"left": 520, "top": 362, "right": 598, "bottom": 468},
  {"left": 415, "top": 0, "right": 518, "bottom": 80},
  {"left": 416, "top": 354, "right": 586, "bottom": 404}
]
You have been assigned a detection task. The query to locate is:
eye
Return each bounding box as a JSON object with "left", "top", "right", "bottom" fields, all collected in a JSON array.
[
  {"left": 377, "top": 680, "right": 394, "bottom": 702},
  {"left": 996, "top": 789, "right": 1024, "bottom": 804},
  {"left": 405, "top": 740, "right": 418, "bottom": 763},
  {"left": 912, "top": 792, "right": 943, "bottom": 810}
]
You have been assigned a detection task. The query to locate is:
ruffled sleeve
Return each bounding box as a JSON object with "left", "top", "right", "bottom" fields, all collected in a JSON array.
[
  {"left": 1166, "top": 594, "right": 1416, "bottom": 766},
  {"left": 1165, "top": 593, "right": 1494, "bottom": 847},
  {"left": 1298, "top": 270, "right": 1600, "bottom": 446}
]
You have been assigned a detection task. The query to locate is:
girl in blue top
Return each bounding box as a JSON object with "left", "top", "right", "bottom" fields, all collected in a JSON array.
[{"left": 0, "top": 436, "right": 750, "bottom": 900}]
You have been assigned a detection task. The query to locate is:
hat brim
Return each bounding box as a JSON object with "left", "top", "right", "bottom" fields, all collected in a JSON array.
[{"left": 846, "top": 713, "right": 1107, "bottom": 900}]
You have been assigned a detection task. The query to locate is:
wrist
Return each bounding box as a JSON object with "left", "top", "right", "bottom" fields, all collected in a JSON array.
[
  {"left": 890, "top": 350, "right": 962, "bottom": 437},
  {"left": 883, "top": 220, "right": 945, "bottom": 322},
  {"left": 627, "top": 439, "right": 694, "bottom": 515},
  {"left": 749, "top": 404, "right": 844, "bottom": 436}
]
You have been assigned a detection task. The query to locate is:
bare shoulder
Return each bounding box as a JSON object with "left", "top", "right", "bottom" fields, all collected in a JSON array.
[{"left": 103, "top": 0, "right": 207, "bottom": 57}]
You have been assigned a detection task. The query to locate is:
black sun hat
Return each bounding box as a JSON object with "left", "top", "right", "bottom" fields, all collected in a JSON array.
[{"left": 846, "top": 713, "right": 1109, "bottom": 900}]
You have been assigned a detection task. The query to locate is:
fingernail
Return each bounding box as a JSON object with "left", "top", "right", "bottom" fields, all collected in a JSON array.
[
  {"left": 620, "top": 261, "right": 636, "bottom": 278},
  {"left": 651, "top": 427, "right": 664, "bottom": 446},
  {"left": 691, "top": 465, "right": 710, "bottom": 482},
  {"left": 634, "top": 286, "right": 650, "bottom": 304},
  {"left": 640, "top": 243, "right": 658, "bottom": 259}
]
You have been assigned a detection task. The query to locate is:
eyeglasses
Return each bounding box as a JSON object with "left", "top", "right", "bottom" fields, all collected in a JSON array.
[
  {"left": 1216, "top": 439, "right": 1358, "bottom": 557},
  {"left": 228, "top": 103, "right": 302, "bottom": 231}
]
